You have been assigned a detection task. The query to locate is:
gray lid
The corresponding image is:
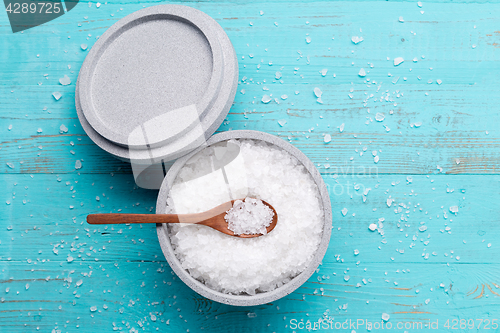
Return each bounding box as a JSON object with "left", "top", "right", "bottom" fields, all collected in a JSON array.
[
  {"left": 76, "top": 5, "right": 238, "bottom": 165},
  {"left": 78, "top": 5, "right": 226, "bottom": 149}
]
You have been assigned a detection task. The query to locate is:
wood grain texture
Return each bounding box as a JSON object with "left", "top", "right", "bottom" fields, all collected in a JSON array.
[{"left": 1, "top": 0, "right": 500, "bottom": 332}]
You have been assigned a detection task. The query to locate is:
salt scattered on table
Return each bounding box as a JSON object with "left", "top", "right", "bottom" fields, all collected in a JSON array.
[
  {"left": 341, "top": 208, "right": 348, "bottom": 216},
  {"left": 314, "top": 87, "right": 322, "bottom": 98},
  {"left": 278, "top": 119, "right": 287, "bottom": 127},
  {"left": 59, "top": 75, "right": 71, "bottom": 86},
  {"left": 351, "top": 36, "right": 363, "bottom": 44},
  {"left": 382, "top": 313, "right": 390, "bottom": 321},
  {"left": 375, "top": 113, "right": 385, "bottom": 122},
  {"left": 225, "top": 198, "right": 274, "bottom": 235},
  {"left": 358, "top": 68, "right": 366, "bottom": 77},
  {"left": 324, "top": 134, "right": 331, "bottom": 143},
  {"left": 52, "top": 92, "right": 62, "bottom": 100},
  {"left": 261, "top": 95, "right": 271, "bottom": 104}
]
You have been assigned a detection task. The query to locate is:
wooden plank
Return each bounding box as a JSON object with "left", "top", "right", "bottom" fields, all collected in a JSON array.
[
  {"left": 1, "top": 173, "right": 499, "bottom": 264},
  {"left": 1, "top": 261, "right": 500, "bottom": 332},
  {"left": 1, "top": 2, "right": 500, "bottom": 174}
]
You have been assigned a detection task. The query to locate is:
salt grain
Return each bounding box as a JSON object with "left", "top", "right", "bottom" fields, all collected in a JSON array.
[
  {"left": 52, "top": 92, "right": 62, "bottom": 100},
  {"left": 59, "top": 75, "right": 71, "bottom": 86},
  {"left": 375, "top": 113, "right": 385, "bottom": 122},
  {"left": 166, "top": 139, "right": 323, "bottom": 295},
  {"left": 393, "top": 57, "right": 404, "bottom": 66},
  {"left": 314, "top": 87, "right": 322, "bottom": 98},
  {"left": 261, "top": 95, "right": 271, "bottom": 104}
]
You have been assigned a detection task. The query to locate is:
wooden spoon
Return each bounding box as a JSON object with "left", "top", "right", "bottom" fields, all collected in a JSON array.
[{"left": 86, "top": 199, "right": 278, "bottom": 238}]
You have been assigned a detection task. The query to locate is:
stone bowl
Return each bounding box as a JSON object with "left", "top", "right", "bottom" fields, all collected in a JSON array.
[{"left": 156, "top": 130, "right": 332, "bottom": 306}]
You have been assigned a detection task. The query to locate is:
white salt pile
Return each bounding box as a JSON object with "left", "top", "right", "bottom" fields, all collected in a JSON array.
[
  {"left": 224, "top": 197, "right": 274, "bottom": 235},
  {"left": 165, "top": 139, "right": 324, "bottom": 295}
]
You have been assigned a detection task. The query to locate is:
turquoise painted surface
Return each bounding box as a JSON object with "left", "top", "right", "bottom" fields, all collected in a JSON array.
[{"left": 1, "top": 1, "right": 500, "bottom": 332}]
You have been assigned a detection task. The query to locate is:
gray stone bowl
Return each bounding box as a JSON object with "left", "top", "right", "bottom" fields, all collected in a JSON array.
[{"left": 156, "top": 130, "right": 332, "bottom": 306}]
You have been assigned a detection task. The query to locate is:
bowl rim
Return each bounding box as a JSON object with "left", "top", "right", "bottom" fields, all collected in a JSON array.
[{"left": 156, "top": 130, "right": 332, "bottom": 306}]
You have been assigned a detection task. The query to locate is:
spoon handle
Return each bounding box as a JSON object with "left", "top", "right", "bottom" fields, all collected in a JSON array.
[
  {"left": 87, "top": 202, "right": 233, "bottom": 225},
  {"left": 87, "top": 213, "right": 185, "bottom": 224}
]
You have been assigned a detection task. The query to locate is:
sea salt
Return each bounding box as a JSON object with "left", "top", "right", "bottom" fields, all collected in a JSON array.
[
  {"left": 375, "top": 113, "right": 385, "bottom": 122},
  {"left": 351, "top": 36, "right": 363, "bottom": 44},
  {"left": 324, "top": 134, "right": 331, "bottom": 143},
  {"left": 393, "top": 57, "right": 404, "bottom": 66},
  {"left": 358, "top": 68, "right": 366, "bottom": 77},
  {"left": 225, "top": 198, "right": 274, "bottom": 235},
  {"left": 261, "top": 95, "right": 271, "bottom": 104},
  {"left": 59, "top": 75, "right": 71, "bottom": 86},
  {"left": 278, "top": 119, "right": 287, "bottom": 127},
  {"left": 52, "top": 92, "right": 62, "bottom": 100},
  {"left": 314, "top": 87, "right": 322, "bottom": 98},
  {"left": 166, "top": 139, "right": 323, "bottom": 295}
]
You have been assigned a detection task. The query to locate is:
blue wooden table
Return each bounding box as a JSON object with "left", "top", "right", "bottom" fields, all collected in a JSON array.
[{"left": 1, "top": 0, "right": 500, "bottom": 332}]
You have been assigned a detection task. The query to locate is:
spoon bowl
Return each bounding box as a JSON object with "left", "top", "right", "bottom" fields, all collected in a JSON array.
[{"left": 87, "top": 199, "right": 278, "bottom": 238}]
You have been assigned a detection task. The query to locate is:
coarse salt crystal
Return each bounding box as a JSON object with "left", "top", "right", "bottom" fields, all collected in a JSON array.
[
  {"left": 314, "top": 87, "right": 322, "bottom": 98},
  {"left": 393, "top": 57, "right": 404, "bottom": 66},
  {"left": 52, "top": 92, "right": 62, "bottom": 100},
  {"left": 375, "top": 113, "right": 385, "bottom": 122},
  {"left": 167, "top": 139, "right": 323, "bottom": 295},
  {"left": 261, "top": 95, "right": 271, "bottom": 104},
  {"left": 59, "top": 75, "right": 71, "bottom": 86}
]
